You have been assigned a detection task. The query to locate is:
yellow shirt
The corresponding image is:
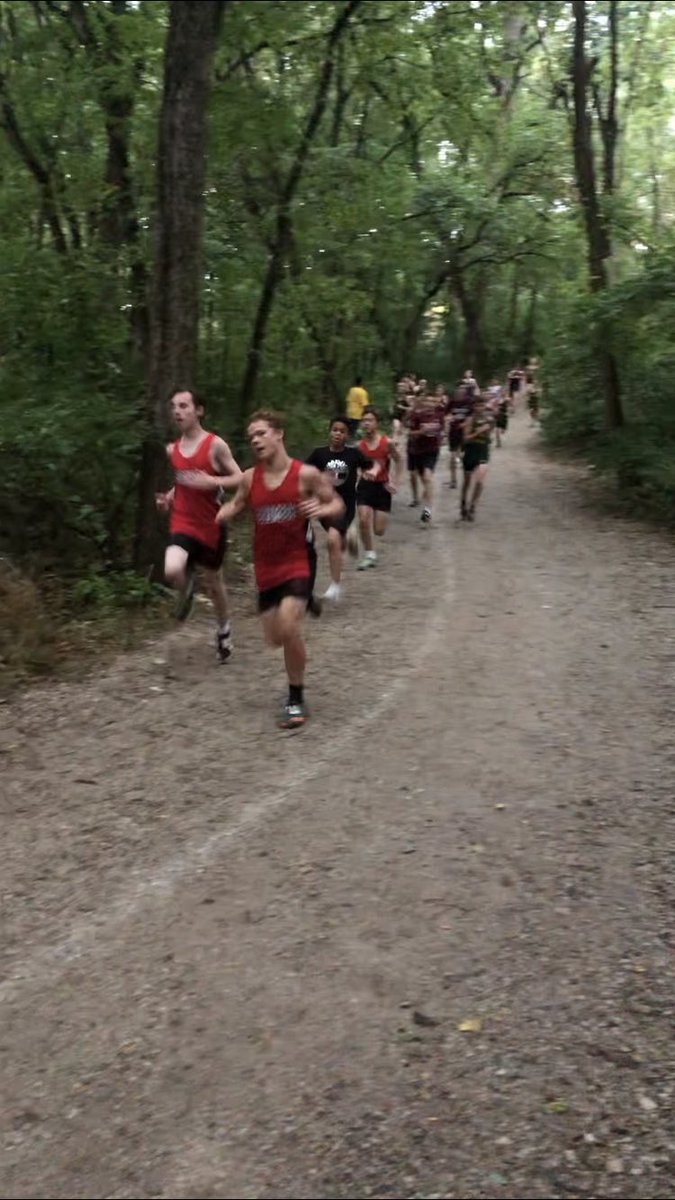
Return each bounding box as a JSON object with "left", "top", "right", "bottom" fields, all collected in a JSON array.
[{"left": 346, "top": 386, "right": 368, "bottom": 420}]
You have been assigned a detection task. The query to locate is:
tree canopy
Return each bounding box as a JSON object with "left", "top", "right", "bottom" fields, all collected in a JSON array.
[{"left": 2, "top": 0, "right": 675, "bottom": 586}]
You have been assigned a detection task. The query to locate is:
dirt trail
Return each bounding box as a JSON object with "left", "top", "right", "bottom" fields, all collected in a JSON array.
[{"left": 1, "top": 416, "right": 675, "bottom": 1200}]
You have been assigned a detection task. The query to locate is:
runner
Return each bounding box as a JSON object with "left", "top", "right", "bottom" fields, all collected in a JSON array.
[
  {"left": 461, "top": 368, "right": 479, "bottom": 399},
  {"left": 507, "top": 366, "right": 523, "bottom": 408},
  {"left": 392, "top": 378, "right": 412, "bottom": 445},
  {"left": 155, "top": 390, "right": 242, "bottom": 662},
  {"left": 305, "top": 416, "right": 374, "bottom": 602},
  {"left": 407, "top": 386, "right": 445, "bottom": 524},
  {"left": 527, "top": 379, "right": 541, "bottom": 425},
  {"left": 355, "top": 407, "right": 402, "bottom": 569},
  {"left": 460, "top": 392, "right": 492, "bottom": 522},
  {"left": 216, "top": 410, "right": 343, "bottom": 729},
  {"left": 345, "top": 375, "right": 369, "bottom": 440},
  {"left": 446, "top": 382, "right": 474, "bottom": 490},
  {"left": 495, "top": 385, "right": 509, "bottom": 447}
]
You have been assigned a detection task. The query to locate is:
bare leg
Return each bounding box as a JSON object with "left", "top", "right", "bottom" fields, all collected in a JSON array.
[
  {"left": 409, "top": 472, "right": 419, "bottom": 504},
  {"left": 358, "top": 505, "right": 374, "bottom": 551},
  {"left": 373, "top": 511, "right": 389, "bottom": 537},
  {"left": 450, "top": 451, "right": 458, "bottom": 489},
  {"left": 461, "top": 470, "right": 472, "bottom": 515},
  {"left": 164, "top": 544, "right": 189, "bottom": 590},
  {"left": 327, "top": 527, "right": 343, "bottom": 584},
  {"left": 422, "top": 467, "right": 434, "bottom": 511},
  {"left": 199, "top": 567, "right": 229, "bottom": 625}
]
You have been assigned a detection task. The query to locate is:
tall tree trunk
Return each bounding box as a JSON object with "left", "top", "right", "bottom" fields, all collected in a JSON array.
[
  {"left": 238, "top": 0, "right": 362, "bottom": 418},
  {"left": 134, "top": 0, "right": 225, "bottom": 572},
  {"left": 450, "top": 266, "right": 485, "bottom": 371},
  {"left": 571, "top": 0, "right": 623, "bottom": 429}
]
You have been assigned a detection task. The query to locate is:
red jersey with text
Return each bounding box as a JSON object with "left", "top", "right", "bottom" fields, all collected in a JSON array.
[
  {"left": 250, "top": 459, "right": 312, "bottom": 590},
  {"left": 408, "top": 405, "right": 445, "bottom": 454},
  {"left": 357, "top": 435, "right": 391, "bottom": 485},
  {"left": 170, "top": 432, "right": 220, "bottom": 549}
]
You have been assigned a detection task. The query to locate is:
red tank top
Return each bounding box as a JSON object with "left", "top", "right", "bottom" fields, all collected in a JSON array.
[
  {"left": 358, "top": 434, "right": 390, "bottom": 484},
  {"left": 249, "top": 459, "right": 312, "bottom": 591},
  {"left": 170, "top": 431, "right": 221, "bottom": 549}
]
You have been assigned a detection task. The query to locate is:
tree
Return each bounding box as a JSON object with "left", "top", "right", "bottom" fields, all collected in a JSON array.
[
  {"left": 135, "top": 0, "right": 226, "bottom": 572},
  {"left": 570, "top": 0, "right": 623, "bottom": 429}
]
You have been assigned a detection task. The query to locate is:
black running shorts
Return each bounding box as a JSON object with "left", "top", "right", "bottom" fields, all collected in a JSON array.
[
  {"left": 168, "top": 529, "right": 227, "bottom": 570},
  {"left": 356, "top": 480, "right": 392, "bottom": 513}
]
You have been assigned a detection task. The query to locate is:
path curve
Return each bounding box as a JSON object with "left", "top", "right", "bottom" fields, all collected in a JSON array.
[{"left": 1, "top": 416, "right": 674, "bottom": 1200}]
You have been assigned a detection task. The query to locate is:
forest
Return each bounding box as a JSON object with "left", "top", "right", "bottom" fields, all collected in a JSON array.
[{"left": 2, "top": 0, "right": 675, "bottom": 660}]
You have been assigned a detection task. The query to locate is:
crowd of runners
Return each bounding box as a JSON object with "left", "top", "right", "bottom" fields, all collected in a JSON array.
[{"left": 156, "top": 362, "right": 541, "bottom": 730}]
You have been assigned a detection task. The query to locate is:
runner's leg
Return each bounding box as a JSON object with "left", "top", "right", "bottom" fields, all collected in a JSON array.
[
  {"left": 357, "top": 504, "right": 378, "bottom": 567},
  {"left": 164, "top": 544, "right": 189, "bottom": 590},
  {"left": 261, "top": 597, "right": 308, "bottom": 727},
  {"left": 468, "top": 463, "right": 488, "bottom": 517},
  {"left": 324, "top": 526, "right": 344, "bottom": 600},
  {"left": 165, "top": 544, "right": 196, "bottom": 621},
  {"left": 373, "top": 510, "right": 389, "bottom": 537},
  {"left": 200, "top": 566, "right": 233, "bottom": 661},
  {"left": 461, "top": 466, "right": 472, "bottom": 518},
  {"left": 421, "top": 465, "right": 434, "bottom": 522}
]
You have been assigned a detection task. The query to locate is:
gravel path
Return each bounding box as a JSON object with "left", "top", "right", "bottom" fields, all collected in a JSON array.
[{"left": 1, "top": 415, "right": 674, "bottom": 1200}]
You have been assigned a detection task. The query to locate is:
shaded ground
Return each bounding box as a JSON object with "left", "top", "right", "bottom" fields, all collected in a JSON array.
[{"left": 1, "top": 415, "right": 674, "bottom": 1200}]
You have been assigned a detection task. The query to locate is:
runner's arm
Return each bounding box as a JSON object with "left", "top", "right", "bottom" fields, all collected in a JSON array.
[
  {"left": 216, "top": 469, "right": 252, "bottom": 524},
  {"left": 211, "top": 437, "right": 244, "bottom": 489},
  {"left": 389, "top": 440, "right": 403, "bottom": 486},
  {"left": 297, "top": 464, "right": 344, "bottom": 521},
  {"left": 156, "top": 446, "right": 176, "bottom": 511}
]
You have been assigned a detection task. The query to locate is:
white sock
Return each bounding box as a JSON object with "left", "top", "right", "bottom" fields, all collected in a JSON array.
[{"left": 218, "top": 621, "right": 231, "bottom": 636}]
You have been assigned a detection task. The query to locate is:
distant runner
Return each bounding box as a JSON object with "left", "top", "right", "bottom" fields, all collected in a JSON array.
[
  {"left": 407, "top": 387, "right": 445, "bottom": 524},
  {"left": 446, "top": 384, "right": 474, "bottom": 490},
  {"left": 345, "top": 376, "right": 369, "bottom": 440},
  {"left": 356, "top": 408, "right": 402, "bottom": 569},
  {"left": 306, "top": 416, "right": 373, "bottom": 602},
  {"left": 460, "top": 393, "right": 492, "bottom": 523}
]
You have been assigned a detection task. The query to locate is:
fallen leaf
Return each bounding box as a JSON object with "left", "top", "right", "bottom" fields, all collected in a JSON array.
[
  {"left": 458, "top": 1017, "right": 482, "bottom": 1033},
  {"left": 545, "top": 1099, "right": 570, "bottom": 1114}
]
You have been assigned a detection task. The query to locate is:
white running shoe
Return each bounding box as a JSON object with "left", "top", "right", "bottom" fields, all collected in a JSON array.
[
  {"left": 323, "top": 582, "right": 342, "bottom": 602},
  {"left": 357, "top": 554, "right": 377, "bottom": 571}
]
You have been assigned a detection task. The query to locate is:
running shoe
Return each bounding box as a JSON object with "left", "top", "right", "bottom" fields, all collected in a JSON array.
[
  {"left": 216, "top": 628, "right": 233, "bottom": 663},
  {"left": 323, "top": 582, "right": 342, "bottom": 602},
  {"left": 175, "top": 563, "right": 196, "bottom": 622},
  {"left": 308, "top": 594, "right": 323, "bottom": 617},
  {"left": 408, "top": 499, "right": 420, "bottom": 508},
  {"left": 357, "top": 554, "right": 377, "bottom": 570},
  {"left": 421, "top": 507, "right": 431, "bottom": 524},
  {"left": 466, "top": 506, "right": 475, "bottom": 522},
  {"left": 279, "top": 702, "right": 307, "bottom": 729}
]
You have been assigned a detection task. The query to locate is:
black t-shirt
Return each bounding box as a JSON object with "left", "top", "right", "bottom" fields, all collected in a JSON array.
[{"left": 306, "top": 445, "right": 372, "bottom": 505}]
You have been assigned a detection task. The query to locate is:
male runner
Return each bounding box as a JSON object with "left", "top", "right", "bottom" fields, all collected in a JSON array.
[
  {"left": 407, "top": 387, "right": 445, "bottom": 524},
  {"left": 446, "top": 382, "right": 474, "bottom": 489},
  {"left": 306, "top": 416, "right": 374, "bottom": 602},
  {"left": 355, "top": 407, "right": 402, "bottom": 568},
  {"left": 460, "top": 392, "right": 492, "bottom": 522},
  {"left": 156, "top": 390, "right": 242, "bottom": 662},
  {"left": 216, "top": 410, "right": 343, "bottom": 729}
]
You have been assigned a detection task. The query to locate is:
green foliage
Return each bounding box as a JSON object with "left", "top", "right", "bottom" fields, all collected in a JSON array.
[
  {"left": 3, "top": 0, "right": 675, "bottom": 614},
  {"left": 72, "top": 569, "right": 165, "bottom": 614}
]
